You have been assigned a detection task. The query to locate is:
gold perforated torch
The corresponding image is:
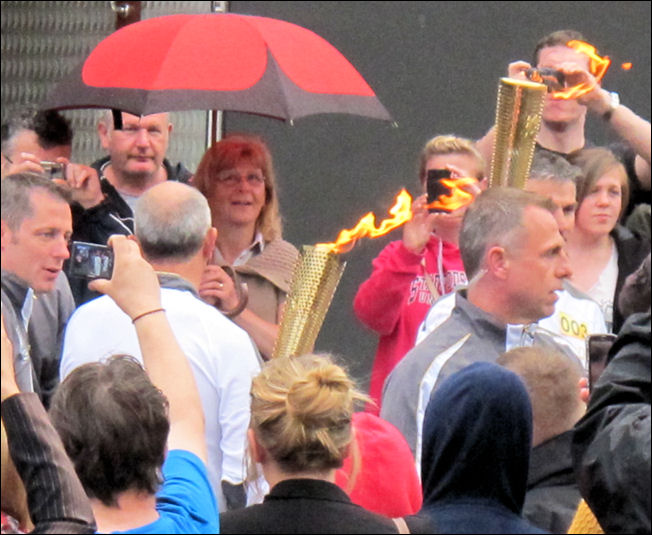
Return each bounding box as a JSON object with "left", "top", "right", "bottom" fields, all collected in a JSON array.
[
  {"left": 272, "top": 245, "right": 347, "bottom": 359},
  {"left": 489, "top": 77, "right": 547, "bottom": 189}
]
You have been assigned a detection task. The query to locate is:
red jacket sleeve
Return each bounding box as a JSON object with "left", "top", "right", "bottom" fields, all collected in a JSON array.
[{"left": 353, "top": 240, "right": 423, "bottom": 336}]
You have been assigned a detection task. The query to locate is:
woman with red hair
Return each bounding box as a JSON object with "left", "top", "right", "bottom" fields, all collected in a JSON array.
[{"left": 193, "top": 134, "right": 298, "bottom": 358}]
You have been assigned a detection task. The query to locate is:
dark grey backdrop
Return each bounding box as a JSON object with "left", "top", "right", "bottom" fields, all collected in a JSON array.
[{"left": 225, "top": 1, "right": 651, "bottom": 390}]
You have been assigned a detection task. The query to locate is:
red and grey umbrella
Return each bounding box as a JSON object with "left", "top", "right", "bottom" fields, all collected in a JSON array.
[{"left": 43, "top": 13, "right": 391, "bottom": 123}]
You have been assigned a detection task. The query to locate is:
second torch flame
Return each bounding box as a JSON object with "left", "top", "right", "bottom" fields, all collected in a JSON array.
[
  {"left": 426, "top": 177, "right": 479, "bottom": 212},
  {"left": 316, "top": 189, "right": 412, "bottom": 254},
  {"left": 550, "top": 40, "right": 611, "bottom": 100},
  {"left": 317, "top": 178, "right": 478, "bottom": 254}
]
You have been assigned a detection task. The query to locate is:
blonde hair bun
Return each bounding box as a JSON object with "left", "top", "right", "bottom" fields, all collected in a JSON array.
[
  {"left": 285, "top": 362, "right": 354, "bottom": 429},
  {"left": 251, "top": 354, "right": 369, "bottom": 473}
]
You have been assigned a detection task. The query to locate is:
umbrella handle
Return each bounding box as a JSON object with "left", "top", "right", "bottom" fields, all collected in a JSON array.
[{"left": 111, "top": 109, "right": 123, "bottom": 130}]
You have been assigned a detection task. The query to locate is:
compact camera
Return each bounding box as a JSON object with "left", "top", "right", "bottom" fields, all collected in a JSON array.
[
  {"left": 40, "top": 161, "right": 66, "bottom": 179},
  {"left": 525, "top": 68, "right": 566, "bottom": 92}
]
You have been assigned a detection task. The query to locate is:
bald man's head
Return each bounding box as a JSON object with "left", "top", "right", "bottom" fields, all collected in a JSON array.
[{"left": 134, "top": 181, "right": 211, "bottom": 262}]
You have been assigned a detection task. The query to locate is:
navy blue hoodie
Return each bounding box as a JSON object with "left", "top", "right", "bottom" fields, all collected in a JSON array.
[{"left": 420, "top": 362, "right": 546, "bottom": 534}]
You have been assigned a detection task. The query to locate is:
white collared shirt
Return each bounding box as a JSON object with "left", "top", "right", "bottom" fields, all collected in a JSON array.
[{"left": 213, "top": 232, "right": 265, "bottom": 266}]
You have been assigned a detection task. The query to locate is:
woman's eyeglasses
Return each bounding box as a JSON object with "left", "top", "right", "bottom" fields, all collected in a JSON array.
[{"left": 215, "top": 170, "right": 265, "bottom": 187}]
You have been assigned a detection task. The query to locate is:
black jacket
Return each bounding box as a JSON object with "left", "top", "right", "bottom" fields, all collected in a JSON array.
[
  {"left": 612, "top": 225, "right": 651, "bottom": 333},
  {"left": 572, "top": 311, "right": 651, "bottom": 533},
  {"left": 220, "top": 479, "right": 431, "bottom": 534},
  {"left": 523, "top": 430, "right": 581, "bottom": 533},
  {"left": 68, "top": 157, "right": 192, "bottom": 305},
  {"left": 70, "top": 156, "right": 192, "bottom": 245}
]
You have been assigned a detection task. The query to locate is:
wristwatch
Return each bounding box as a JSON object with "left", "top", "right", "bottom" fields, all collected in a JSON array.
[{"left": 603, "top": 91, "right": 620, "bottom": 121}]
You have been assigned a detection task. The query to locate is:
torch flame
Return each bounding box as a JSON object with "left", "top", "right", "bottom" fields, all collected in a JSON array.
[
  {"left": 621, "top": 62, "right": 633, "bottom": 70},
  {"left": 568, "top": 40, "right": 611, "bottom": 80},
  {"left": 550, "top": 40, "right": 611, "bottom": 100},
  {"left": 316, "top": 189, "right": 413, "bottom": 254},
  {"left": 427, "top": 177, "right": 479, "bottom": 212}
]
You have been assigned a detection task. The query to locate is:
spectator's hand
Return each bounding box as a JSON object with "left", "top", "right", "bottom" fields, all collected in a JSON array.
[
  {"left": 556, "top": 61, "right": 595, "bottom": 88},
  {"left": 89, "top": 235, "right": 162, "bottom": 321},
  {"left": 508, "top": 60, "right": 531, "bottom": 80},
  {"left": 446, "top": 164, "right": 482, "bottom": 195},
  {"left": 1, "top": 152, "right": 47, "bottom": 179},
  {"left": 199, "top": 264, "right": 238, "bottom": 310},
  {"left": 554, "top": 61, "right": 608, "bottom": 113},
  {"left": 54, "top": 158, "right": 105, "bottom": 209},
  {"left": 1, "top": 313, "right": 20, "bottom": 401},
  {"left": 403, "top": 194, "right": 438, "bottom": 254}
]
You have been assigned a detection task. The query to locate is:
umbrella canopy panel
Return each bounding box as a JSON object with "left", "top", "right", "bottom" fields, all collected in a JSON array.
[{"left": 44, "top": 13, "right": 391, "bottom": 122}]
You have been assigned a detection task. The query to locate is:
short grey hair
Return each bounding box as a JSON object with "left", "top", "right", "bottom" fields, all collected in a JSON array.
[
  {"left": 97, "top": 109, "right": 113, "bottom": 128},
  {"left": 134, "top": 182, "right": 211, "bottom": 263},
  {"left": 529, "top": 150, "right": 581, "bottom": 185},
  {"left": 460, "top": 187, "right": 556, "bottom": 279},
  {"left": 1, "top": 173, "right": 71, "bottom": 231}
]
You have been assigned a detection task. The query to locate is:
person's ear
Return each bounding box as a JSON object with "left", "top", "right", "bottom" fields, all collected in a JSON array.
[
  {"left": 486, "top": 245, "right": 509, "bottom": 280},
  {"left": 97, "top": 120, "right": 111, "bottom": 151},
  {"left": 248, "top": 428, "right": 266, "bottom": 464},
  {"left": 1, "top": 153, "right": 12, "bottom": 176},
  {"left": 1, "top": 220, "right": 13, "bottom": 251},
  {"left": 202, "top": 227, "right": 217, "bottom": 260}
]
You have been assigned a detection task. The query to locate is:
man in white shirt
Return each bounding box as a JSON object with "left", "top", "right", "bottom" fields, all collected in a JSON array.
[{"left": 60, "top": 181, "right": 261, "bottom": 512}]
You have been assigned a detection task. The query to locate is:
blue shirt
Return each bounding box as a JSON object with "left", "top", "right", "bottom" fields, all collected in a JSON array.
[{"left": 113, "top": 450, "right": 219, "bottom": 534}]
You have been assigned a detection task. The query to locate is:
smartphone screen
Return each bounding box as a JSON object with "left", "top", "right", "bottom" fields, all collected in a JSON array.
[
  {"left": 67, "top": 241, "right": 114, "bottom": 279},
  {"left": 427, "top": 169, "right": 452, "bottom": 213},
  {"left": 587, "top": 333, "right": 617, "bottom": 391}
]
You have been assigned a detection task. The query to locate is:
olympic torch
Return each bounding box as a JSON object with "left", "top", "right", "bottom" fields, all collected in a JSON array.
[
  {"left": 489, "top": 77, "right": 547, "bottom": 189},
  {"left": 272, "top": 245, "right": 346, "bottom": 359}
]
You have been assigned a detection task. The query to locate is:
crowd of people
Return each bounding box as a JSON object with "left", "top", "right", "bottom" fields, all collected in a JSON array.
[{"left": 1, "top": 29, "right": 650, "bottom": 534}]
